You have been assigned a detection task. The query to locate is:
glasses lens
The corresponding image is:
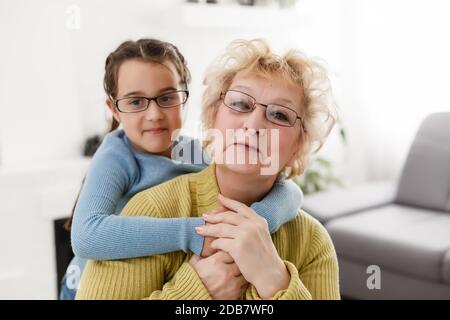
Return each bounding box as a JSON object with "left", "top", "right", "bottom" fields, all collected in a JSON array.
[
  {"left": 117, "top": 97, "right": 148, "bottom": 112},
  {"left": 157, "top": 91, "right": 187, "bottom": 108},
  {"left": 224, "top": 91, "right": 254, "bottom": 112},
  {"left": 266, "top": 105, "right": 296, "bottom": 126}
]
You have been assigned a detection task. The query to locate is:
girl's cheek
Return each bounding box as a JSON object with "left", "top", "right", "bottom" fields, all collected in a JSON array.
[
  {"left": 166, "top": 109, "right": 183, "bottom": 126},
  {"left": 122, "top": 116, "right": 142, "bottom": 135}
]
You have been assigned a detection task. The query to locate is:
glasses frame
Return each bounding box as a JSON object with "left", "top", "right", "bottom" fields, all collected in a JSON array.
[
  {"left": 112, "top": 90, "right": 189, "bottom": 113},
  {"left": 220, "top": 90, "right": 305, "bottom": 130}
]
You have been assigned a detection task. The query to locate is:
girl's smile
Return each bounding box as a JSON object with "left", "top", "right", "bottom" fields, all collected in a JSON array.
[{"left": 143, "top": 127, "right": 168, "bottom": 134}]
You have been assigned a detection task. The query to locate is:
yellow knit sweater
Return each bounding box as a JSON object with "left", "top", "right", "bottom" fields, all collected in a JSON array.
[{"left": 76, "top": 164, "right": 340, "bottom": 300}]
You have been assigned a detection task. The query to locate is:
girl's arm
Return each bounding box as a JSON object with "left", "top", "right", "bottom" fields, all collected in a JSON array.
[
  {"left": 71, "top": 136, "right": 206, "bottom": 260},
  {"left": 250, "top": 179, "right": 303, "bottom": 233}
]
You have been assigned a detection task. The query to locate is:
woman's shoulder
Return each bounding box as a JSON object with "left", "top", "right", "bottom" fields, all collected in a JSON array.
[
  {"left": 284, "top": 210, "right": 326, "bottom": 233},
  {"left": 120, "top": 172, "right": 196, "bottom": 219},
  {"left": 127, "top": 171, "right": 193, "bottom": 209},
  {"left": 140, "top": 163, "right": 213, "bottom": 198},
  {"left": 123, "top": 166, "right": 214, "bottom": 217},
  {"left": 274, "top": 210, "right": 337, "bottom": 270},
  {"left": 278, "top": 210, "right": 333, "bottom": 252}
]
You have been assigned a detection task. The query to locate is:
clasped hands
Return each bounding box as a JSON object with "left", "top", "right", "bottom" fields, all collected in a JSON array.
[{"left": 188, "top": 194, "right": 290, "bottom": 300}]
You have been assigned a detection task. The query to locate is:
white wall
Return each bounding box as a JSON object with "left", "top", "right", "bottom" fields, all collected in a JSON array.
[
  {"left": 353, "top": 0, "right": 450, "bottom": 180},
  {"left": 0, "top": 0, "right": 83, "bottom": 166}
]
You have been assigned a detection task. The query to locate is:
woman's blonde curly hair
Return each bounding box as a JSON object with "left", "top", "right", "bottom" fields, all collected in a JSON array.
[{"left": 201, "top": 39, "right": 337, "bottom": 179}]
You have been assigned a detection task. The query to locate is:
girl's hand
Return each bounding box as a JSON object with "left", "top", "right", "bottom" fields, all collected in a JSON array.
[
  {"left": 189, "top": 251, "right": 248, "bottom": 300},
  {"left": 195, "top": 194, "right": 291, "bottom": 299}
]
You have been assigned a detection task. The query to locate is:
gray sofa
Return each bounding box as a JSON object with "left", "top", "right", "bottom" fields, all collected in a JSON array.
[{"left": 303, "top": 112, "right": 450, "bottom": 299}]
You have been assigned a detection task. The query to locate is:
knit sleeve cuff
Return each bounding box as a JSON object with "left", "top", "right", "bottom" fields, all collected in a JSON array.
[
  {"left": 250, "top": 180, "right": 302, "bottom": 234},
  {"left": 155, "top": 262, "right": 212, "bottom": 300},
  {"left": 245, "top": 260, "right": 312, "bottom": 300},
  {"left": 185, "top": 217, "right": 206, "bottom": 256}
]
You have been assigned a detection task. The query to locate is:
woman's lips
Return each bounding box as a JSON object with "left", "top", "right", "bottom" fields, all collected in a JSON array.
[
  {"left": 143, "top": 128, "right": 168, "bottom": 134},
  {"left": 233, "top": 142, "right": 260, "bottom": 153}
]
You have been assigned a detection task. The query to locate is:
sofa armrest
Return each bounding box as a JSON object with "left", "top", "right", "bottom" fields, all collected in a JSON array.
[{"left": 302, "top": 180, "right": 397, "bottom": 224}]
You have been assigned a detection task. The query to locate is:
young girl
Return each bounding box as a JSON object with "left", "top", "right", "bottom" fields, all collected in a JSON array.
[{"left": 60, "top": 38, "right": 303, "bottom": 299}]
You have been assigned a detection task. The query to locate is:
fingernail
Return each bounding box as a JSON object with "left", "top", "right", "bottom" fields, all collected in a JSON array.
[
  {"left": 202, "top": 214, "right": 209, "bottom": 220},
  {"left": 195, "top": 226, "right": 204, "bottom": 233}
]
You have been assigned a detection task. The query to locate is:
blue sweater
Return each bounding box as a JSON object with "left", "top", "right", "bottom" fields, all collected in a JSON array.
[{"left": 71, "top": 129, "right": 303, "bottom": 260}]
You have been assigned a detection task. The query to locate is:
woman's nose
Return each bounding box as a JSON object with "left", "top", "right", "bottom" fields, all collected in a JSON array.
[
  {"left": 144, "top": 100, "right": 164, "bottom": 121},
  {"left": 243, "top": 105, "right": 267, "bottom": 134}
]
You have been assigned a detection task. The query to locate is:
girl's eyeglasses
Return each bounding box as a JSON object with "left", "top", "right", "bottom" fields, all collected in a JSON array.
[{"left": 112, "top": 90, "right": 189, "bottom": 113}]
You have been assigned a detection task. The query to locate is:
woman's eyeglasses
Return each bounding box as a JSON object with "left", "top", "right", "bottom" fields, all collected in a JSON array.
[{"left": 220, "top": 90, "right": 305, "bottom": 130}]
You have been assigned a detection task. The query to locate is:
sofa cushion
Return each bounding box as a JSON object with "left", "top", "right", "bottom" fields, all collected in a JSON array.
[
  {"left": 395, "top": 112, "right": 450, "bottom": 213},
  {"left": 326, "top": 204, "right": 450, "bottom": 283},
  {"left": 443, "top": 250, "right": 450, "bottom": 285},
  {"left": 303, "top": 180, "right": 397, "bottom": 224}
]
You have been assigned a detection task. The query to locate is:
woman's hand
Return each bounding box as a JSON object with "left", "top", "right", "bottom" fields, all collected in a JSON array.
[
  {"left": 189, "top": 251, "right": 248, "bottom": 300},
  {"left": 199, "top": 229, "right": 217, "bottom": 258},
  {"left": 199, "top": 206, "right": 227, "bottom": 258},
  {"left": 195, "top": 194, "right": 291, "bottom": 299}
]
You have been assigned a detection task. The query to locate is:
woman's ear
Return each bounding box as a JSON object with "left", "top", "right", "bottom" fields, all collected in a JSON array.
[{"left": 106, "top": 98, "right": 121, "bottom": 123}]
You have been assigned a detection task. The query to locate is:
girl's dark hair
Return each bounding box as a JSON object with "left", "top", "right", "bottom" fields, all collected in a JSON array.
[
  {"left": 64, "top": 38, "right": 191, "bottom": 230},
  {"left": 104, "top": 38, "right": 191, "bottom": 99}
]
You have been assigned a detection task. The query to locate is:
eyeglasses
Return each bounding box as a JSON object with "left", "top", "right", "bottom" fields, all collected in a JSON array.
[
  {"left": 220, "top": 90, "right": 305, "bottom": 129},
  {"left": 112, "top": 90, "right": 189, "bottom": 113}
]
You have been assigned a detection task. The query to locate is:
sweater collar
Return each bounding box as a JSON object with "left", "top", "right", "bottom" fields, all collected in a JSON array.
[{"left": 192, "top": 162, "right": 221, "bottom": 216}]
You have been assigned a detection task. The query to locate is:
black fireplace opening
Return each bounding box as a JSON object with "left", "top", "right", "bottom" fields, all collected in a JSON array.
[{"left": 53, "top": 218, "right": 74, "bottom": 298}]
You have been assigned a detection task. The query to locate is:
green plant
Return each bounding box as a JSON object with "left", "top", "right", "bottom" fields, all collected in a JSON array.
[
  {"left": 277, "top": 0, "right": 298, "bottom": 9},
  {"left": 293, "top": 119, "right": 347, "bottom": 195}
]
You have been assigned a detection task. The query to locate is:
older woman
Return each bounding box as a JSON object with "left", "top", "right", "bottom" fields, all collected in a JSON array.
[{"left": 76, "top": 39, "right": 339, "bottom": 300}]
